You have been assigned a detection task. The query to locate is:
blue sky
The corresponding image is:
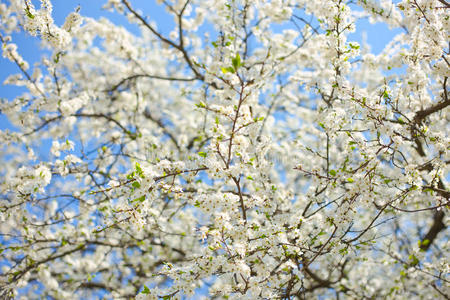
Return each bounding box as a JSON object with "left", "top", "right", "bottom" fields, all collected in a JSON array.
[
  {"left": 0, "top": 0, "right": 177, "bottom": 102},
  {"left": 0, "top": 1, "right": 410, "bottom": 297},
  {"left": 0, "top": 1, "right": 407, "bottom": 199},
  {"left": 0, "top": 0, "right": 403, "bottom": 103}
]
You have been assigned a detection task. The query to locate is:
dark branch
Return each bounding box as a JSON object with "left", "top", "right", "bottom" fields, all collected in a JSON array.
[{"left": 420, "top": 211, "right": 446, "bottom": 251}]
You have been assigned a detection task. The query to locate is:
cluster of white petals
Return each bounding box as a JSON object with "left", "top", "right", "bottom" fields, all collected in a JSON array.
[{"left": 0, "top": 0, "right": 448, "bottom": 299}]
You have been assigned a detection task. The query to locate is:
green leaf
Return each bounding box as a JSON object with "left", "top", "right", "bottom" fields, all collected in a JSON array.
[
  {"left": 329, "top": 170, "right": 337, "bottom": 176},
  {"left": 397, "top": 117, "right": 405, "bottom": 124},
  {"left": 132, "top": 195, "right": 145, "bottom": 203},
  {"left": 196, "top": 101, "right": 206, "bottom": 108},
  {"left": 232, "top": 53, "right": 241, "bottom": 70},
  {"left": 198, "top": 152, "right": 207, "bottom": 158},
  {"left": 54, "top": 52, "right": 62, "bottom": 64},
  {"left": 408, "top": 254, "right": 419, "bottom": 266},
  {"left": 221, "top": 66, "right": 235, "bottom": 74},
  {"left": 132, "top": 181, "right": 141, "bottom": 189},
  {"left": 418, "top": 239, "right": 430, "bottom": 248},
  {"left": 339, "top": 248, "right": 348, "bottom": 255},
  {"left": 141, "top": 285, "right": 151, "bottom": 294},
  {"left": 25, "top": 7, "right": 35, "bottom": 19},
  {"left": 135, "top": 162, "right": 143, "bottom": 174},
  {"left": 349, "top": 43, "right": 360, "bottom": 50}
]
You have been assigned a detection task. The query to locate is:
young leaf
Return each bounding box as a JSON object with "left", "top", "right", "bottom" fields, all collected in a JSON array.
[{"left": 232, "top": 53, "right": 241, "bottom": 70}]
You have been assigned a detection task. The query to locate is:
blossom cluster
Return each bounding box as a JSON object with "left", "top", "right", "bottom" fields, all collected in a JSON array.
[{"left": 0, "top": 0, "right": 448, "bottom": 299}]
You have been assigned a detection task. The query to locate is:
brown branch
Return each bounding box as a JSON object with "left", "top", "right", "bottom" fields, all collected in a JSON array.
[
  {"left": 303, "top": 265, "right": 331, "bottom": 288},
  {"left": 232, "top": 176, "right": 247, "bottom": 224},
  {"left": 90, "top": 167, "right": 208, "bottom": 195},
  {"left": 414, "top": 77, "right": 448, "bottom": 123},
  {"left": 24, "top": 113, "right": 132, "bottom": 137},
  {"left": 153, "top": 167, "right": 207, "bottom": 181},
  {"left": 409, "top": 76, "right": 449, "bottom": 251},
  {"left": 305, "top": 225, "right": 338, "bottom": 267},
  {"left": 431, "top": 282, "right": 450, "bottom": 300},
  {"left": 143, "top": 109, "right": 181, "bottom": 151},
  {"left": 0, "top": 34, "right": 46, "bottom": 98},
  {"left": 74, "top": 113, "right": 132, "bottom": 136},
  {"left": 108, "top": 74, "right": 196, "bottom": 92},
  {"left": 344, "top": 204, "right": 387, "bottom": 244},
  {"left": 414, "top": 99, "right": 450, "bottom": 124},
  {"left": 9, "top": 244, "right": 86, "bottom": 283},
  {"left": 420, "top": 210, "right": 446, "bottom": 251},
  {"left": 121, "top": 0, "right": 204, "bottom": 81},
  {"left": 227, "top": 83, "right": 247, "bottom": 168},
  {"left": 436, "top": 0, "right": 450, "bottom": 8},
  {"left": 23, "top": 116, "right": 63, "bottom": 136},
  {"left": 389, "top": 200, "right": 449, "bottom": 213}
]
